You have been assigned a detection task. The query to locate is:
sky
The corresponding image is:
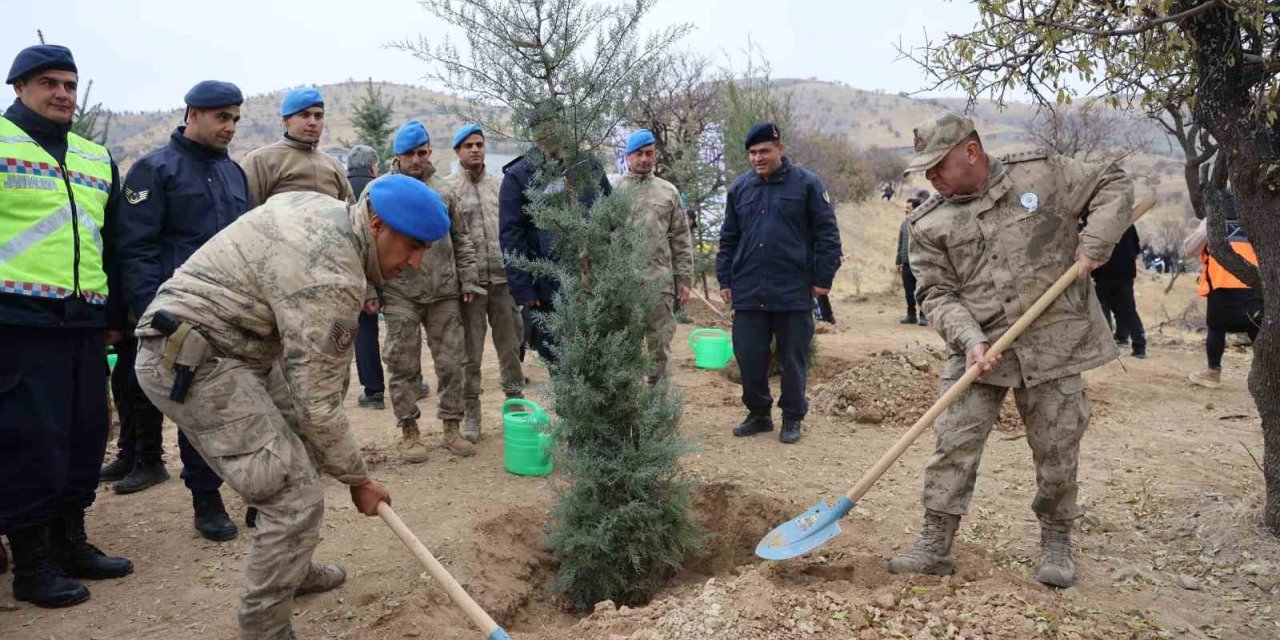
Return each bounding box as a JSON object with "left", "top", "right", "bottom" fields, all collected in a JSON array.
[{"left": 1, "top": 0, "right": 981, "bottom": 113}]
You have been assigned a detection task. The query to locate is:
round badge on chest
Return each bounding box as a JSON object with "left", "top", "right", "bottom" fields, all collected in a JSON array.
[{"left": 1020, "top": 192, "right": 1039, "bottom": 212}]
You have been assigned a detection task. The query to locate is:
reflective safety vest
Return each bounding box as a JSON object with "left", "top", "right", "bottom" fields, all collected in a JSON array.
[
  {"left": 0, "top": 115, "right": 112, "bottom": 304},
  {"left": 1198, "top": 221, "right": 1259, "bottom": 296}
]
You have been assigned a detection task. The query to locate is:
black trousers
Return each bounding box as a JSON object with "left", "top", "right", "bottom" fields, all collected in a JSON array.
[
  {"left": 112, "top": 334, "right": 222, "bottom": 493},
  {"left": 522, "top": 303, "right": 557, "bottom": 366},
  {"left": 1094, "top": 279, "right": 1145, "bottom": 351},
  {"left": 355, "top": 310, "right": 385, "bottom": 395},
  {"left": 1205, "top": 288, "right": 1264, "bottom": 368},
  {"left": 0, "top": 327, "right": 109, "bottom": 533},
  {"left": 901, "top": 264, "right": 918, "bottom": 317},
  {"left": 732, "top": 310, "right": 814, "bottom": 421}
]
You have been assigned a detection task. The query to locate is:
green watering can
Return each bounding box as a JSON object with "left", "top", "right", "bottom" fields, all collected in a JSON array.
[
  {"left": 502, "top": 399, "right": 553, "bottom": 477},
  {"left": 688, "top": 328, "right": 732, "bottom": 370},
  {"left": 106, "top": 345, "right": 118, "bottom": 372}
]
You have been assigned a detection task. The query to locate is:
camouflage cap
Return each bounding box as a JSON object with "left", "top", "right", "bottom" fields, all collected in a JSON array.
[{"left": 903, "top": 112, "right": 976, "bottom": 175}]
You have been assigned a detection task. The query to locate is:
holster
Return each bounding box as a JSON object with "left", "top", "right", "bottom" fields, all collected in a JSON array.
[{"left": 157, "top": 315, "right": 211, "bottom": 404}]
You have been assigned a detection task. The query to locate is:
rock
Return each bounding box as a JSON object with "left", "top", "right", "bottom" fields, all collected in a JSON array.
[
  {"left": 594, "top": 600, "right": 617, "bottom": 615},
  {"left": 1205, "top": 402, "right": 1215, "bottom": 410},
  {"left": 1113, "top": 565, "right": 1156, "bottom": 584},
  {"left": 904, "top": 352, "right": 932, "bottom": 372},
  {"left": 618, "top": 605, "right": 634, "bottom": 617},
  {"left": 1251, "top": 576, "right": 1278, "bottom": 593},
  {"left": 875, "top": 593, "right": 896, "bottom": 610},
  {"left": 855, "top": 408, "right": 885, "bottom": 424},
  {"left": 1175, "top": 575, "right": 1201, "bottom": 591},
  {"left": 1242, "top": 562, "right": 1274, "bottom": 576}
]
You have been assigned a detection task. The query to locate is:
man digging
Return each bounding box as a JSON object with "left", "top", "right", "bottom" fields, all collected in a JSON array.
[{"left": 890, "top": 112, "right": 1132, "bottom": 588}]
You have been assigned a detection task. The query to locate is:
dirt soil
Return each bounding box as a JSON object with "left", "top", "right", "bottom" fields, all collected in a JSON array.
[{"left": 3, "top": 230, "right": 1275, "bottom": 639}]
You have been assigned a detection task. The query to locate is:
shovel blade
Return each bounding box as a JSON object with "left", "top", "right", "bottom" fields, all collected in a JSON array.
[{"left": 755, "top": 496, "right": 855, "bottom": 560}]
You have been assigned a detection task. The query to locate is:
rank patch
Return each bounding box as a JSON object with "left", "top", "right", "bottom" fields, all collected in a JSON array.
[{"left": 125, "top": 187, "right": 150, "bottom": 205}]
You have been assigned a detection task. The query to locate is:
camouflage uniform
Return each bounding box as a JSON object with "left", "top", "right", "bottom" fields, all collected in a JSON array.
[
  {"left": 907, "top": 123, "right": 1132, "bottom": 522},
  {"left": 444, "top": 166, "right": 525, "bottom": 422},
  {"left": 133, "top": 192, "right": 377, "bottom": 639},
  {"left": 617, "top": 171, "right": 693, "bottom": 381},
  {"left": 378, "top": 165, "right": 481, "bottom": 429}
]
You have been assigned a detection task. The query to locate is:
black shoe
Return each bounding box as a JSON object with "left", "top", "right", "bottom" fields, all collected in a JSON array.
[
  {"left": 1132, "top": 348, "right": 1147, "bottom": 359},
  {"left": 900, "top": 315, "right": 918, "bottom": 325},
  {"left": 8, "top": 523, "right": 89, "bottom": 608},
  {"left": 1115, "top": 338, "right": 1130, "bottom": 346},
  {"left": 99, "top": 454, "right": 135, "bottom": 483},
  {"left": 193, "top": 492, "right": 239, "bottom": 542},
  {"left": 732, "top": 414, "right": 775, "bottom": 437},
  {"left": 246, "top": 506, "right": 259, "bottom": 529},
  {"left": 357, "top": 391, "right": 385, "bottom": 410},
  {"left": 113, "top": 460, "right": 170, "bottom": 495},
  {"left": 780, "top": 418, "right": 803, "bottom": 444},
  {"left": 51, "top": 509, "right": 133, "bottom": 581},
  {"left": 918, "top": 316, "right": 930, "bottom": 327}
]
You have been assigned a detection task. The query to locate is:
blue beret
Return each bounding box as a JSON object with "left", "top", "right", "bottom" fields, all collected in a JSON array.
[
  {"left": 394, "top": 120, "right": 430, "bottom": 155},
  {"left": 451, "top": 123, "right": 483, "bottom": 149},
  {"left": 367, "top": 174, "right": 450, "bottom": 243},
  {"left": 744, "top": 123, "right": 782, "bottom": 149},
  {"left": 7, "top": 44, "right": 77, "bottom": 85},
  {"left": 625, "top": 129, "right": 657, "bottom": 155},
  {"left": 280, "top": 87, "right": 323, "bottom": 117},
  {"left": 184, "top": 80, "right": 243, "bottom": 109}
]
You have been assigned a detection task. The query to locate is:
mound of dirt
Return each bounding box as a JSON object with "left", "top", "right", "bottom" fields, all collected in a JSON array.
[{"left": 811, "top": 349, "right": 1023, "bottom": 431}]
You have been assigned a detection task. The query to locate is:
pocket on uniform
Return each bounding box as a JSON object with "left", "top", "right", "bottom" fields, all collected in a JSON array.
[
  {"left": 1055, "top": 375, "right": 1085, "bottom": 396},
  {"left": 196, "top": 415, "right": 290, "bottom": 503},
  {"left": 196, "top": 413, "right": 279, "bottom": 457}
]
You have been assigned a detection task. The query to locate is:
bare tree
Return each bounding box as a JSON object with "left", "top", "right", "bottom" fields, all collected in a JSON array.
[{"left": 1024, "top": 100, "right": 1151, "bottom": 162}]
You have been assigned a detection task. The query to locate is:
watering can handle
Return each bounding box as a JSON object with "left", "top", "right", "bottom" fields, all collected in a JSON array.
[
  {"left": 688, "top": 328, "right": 725, "bottom": 348},
  {"left": 502, "top": 398, "right": 543, "bottom": 417}
]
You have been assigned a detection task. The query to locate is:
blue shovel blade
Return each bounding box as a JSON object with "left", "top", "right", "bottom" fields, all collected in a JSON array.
[{"left": 755, "top": 496, "right": 855, "bottom": 560}]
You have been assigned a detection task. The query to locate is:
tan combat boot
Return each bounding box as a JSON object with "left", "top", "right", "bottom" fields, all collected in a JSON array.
[
  {"left": 400, "top": 422, "right": 430, "bottom": 464},
  {"left": 887, "top": 510, "right": 960, "bottom": 576},
  {"left": 461, "top": 399, "right": 482, "bottom": 444},
  {"left": 1036, "top": 519, "right": 1076, "bottom": 588},
  {"left": 1188, "top": 368, "right": 1222, "bottom": 388},
  {"left": 441, "top": 420, "right": 476, "bottom": 457},
  {"left": 295, "top": 562, "right": 346, "bottom": 596}
]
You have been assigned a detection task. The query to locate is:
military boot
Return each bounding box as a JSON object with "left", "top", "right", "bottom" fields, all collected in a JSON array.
[
  {"left": 732, "top": 413, "right": 774, "bottom": 437},
  {"left": 113, "top": 459, "right": 170, "bottom": 495},
  {"left": 98, "top": 453, "right": 135, "bottom": 483},
  {"left": 8, "top": 523, "right": 89, "bottom": 608},
  {"left": 192, "top": 491, "right": 239, "bottom": 542},
  {"left": 51, "top": 508, "right": 133, "bottom": 580},
  {"left": 400, "top": 422, "right": 430, "bottom": 464},
  {"left": 887, "top": 510, "right": 960, "bottom": 576},
  {"left": 461, "top": 399, "right": 482, "bottom": 444},
  {"left": 1188, "top": 368, "right": 1222, "bottom": 388},
  {"left": 294, "top": 562, "right": 346, "bottom": 596},
  {"left": 441, "top": 420, "right": 476, "bottom": 457},
  {"left": 779, "top": 417, "right": 803, "bottom": 444},
  {"left": 1035, "top": 519, "right": 1076, "bottom": 588}
]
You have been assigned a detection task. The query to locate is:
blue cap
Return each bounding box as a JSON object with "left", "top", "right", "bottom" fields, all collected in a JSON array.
[
  {"left": 394, "top": 120, "right": 430, "bottom": 155},
  {"left": 625, "top": 129, "right": 656, "bottom": 155},
  {"left": 744, "top": 123, "right": 781, "bottom": 149},
  {"left": 451, "top": 123, "right": 483, "bottom": 149},
  {"left": 367, "top": 174, "right": 450, "bottom": 243},
  {"left": 184, "top": 80, "right": 243, "bottom": 109},
  {"left": 280, "top": 87, "right": 323, "bottom": 117},
  {"left": 7, "top": 44, "right": 77, "bottom": 85}
]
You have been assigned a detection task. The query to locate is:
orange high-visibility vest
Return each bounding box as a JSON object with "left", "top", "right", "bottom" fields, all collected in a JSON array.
[{"left": 1199, "top": 241, "right": 1259, "bottom": 296}]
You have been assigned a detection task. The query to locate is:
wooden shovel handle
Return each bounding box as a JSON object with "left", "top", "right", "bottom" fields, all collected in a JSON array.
[
  {"left": 378, "top": 503, "right": 503, "bottom": 637},
  {"left": 841, "top": 194, "right": 1155, "bottom": 504}
]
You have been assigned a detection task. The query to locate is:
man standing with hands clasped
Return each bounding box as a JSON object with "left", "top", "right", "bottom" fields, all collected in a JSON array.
[
  {"left": 890, "top": 112, "right": 1132, "bottom": 588},
  {"left": 716, "top": 123, "right": 842, "bottom": 445}
]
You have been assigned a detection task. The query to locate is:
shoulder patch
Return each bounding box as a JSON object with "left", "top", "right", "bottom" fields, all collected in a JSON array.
[
  {"left": 124, "top": 187, "right": 150, "bottom": 205},
  {"left": 908, "top": 194, "right": 944, "bottom": 224},
  {"left": 1000, "top": 149, "right": 1050, "bottom": 164},
  {"left": 321, "top": 317, "right": 358, "bottom": 357}
]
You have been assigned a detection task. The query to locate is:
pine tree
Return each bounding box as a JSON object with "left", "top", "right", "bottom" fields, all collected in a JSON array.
[
  {"left": 399, "top": 0, "right": 700, "bottom": 611},
  {"left": 70, "top": 79, "right": 111, "bottom": 145},
  {"left": 350, "top": 79, "right": 395, "bottom": 169}
]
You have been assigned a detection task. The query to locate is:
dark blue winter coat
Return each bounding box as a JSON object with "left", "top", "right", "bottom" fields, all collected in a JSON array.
[
  {"left": 498, "top": 148, "right": 611, "bottom": 305},
  {"left": 716, "top": 157, "right": 842, "bottom": 312},
  {"left": 117, "top": 128, "right": 249, "bottom": 318}
]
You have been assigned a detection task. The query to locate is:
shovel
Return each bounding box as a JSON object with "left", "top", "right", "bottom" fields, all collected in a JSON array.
[
  {"left": 379, "top": 503, "right": 513, "bottom": 639},
  {"left": 755, "top": 196, "right": 1156, "bottom": 561}
]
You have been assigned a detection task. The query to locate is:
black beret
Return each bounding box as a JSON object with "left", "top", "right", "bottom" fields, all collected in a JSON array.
[
  {"left": 184, "top": 80, "right": 244, "bottom": 109},
  {"left": 6, "top": 44, "right": 77, "bottom": 85},
  {"left": 744, "top": 123, "right": 781, "bottom": 149}
]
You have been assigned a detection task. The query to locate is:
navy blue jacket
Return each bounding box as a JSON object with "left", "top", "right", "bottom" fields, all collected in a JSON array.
[
  {"left": 716, "top": 158, "right": 842, "bottom": 312},
  {"left": 118, "top": 128, "right": 250, "bottom": 319},
  {"left": 498, "top": 148, "right": 612, "bottom": 305},
  {"left": 0, "top": 99, "right": 125, "bottom": 330}
]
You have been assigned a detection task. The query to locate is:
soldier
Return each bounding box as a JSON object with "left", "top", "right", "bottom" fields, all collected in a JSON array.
[
  {"left": 109, "top": 80, "right": 251, "bottom": 541},
  {"left": 889, "top": 112, "right": 1132, "bottom": 588},
  {"left": 716, "top": 123, "right": 842, "bottom": 445},
  {"left": 133, "top": 175, "right": 442, "bottom": 639},
  {"left": 379, "top": 120, "right": 482, "bottom": 462},
  {"left": 616, "top": 129, "right": 693, "bottom": 382},
  {"left": 241, "top": 87, "right": 353, "bottom": 206},
  {"left": 446, "top": 124, "right": 525, "bottom": 441},
  {"left": 0, "top": 43, "right": 133, "bottom": 609}
]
